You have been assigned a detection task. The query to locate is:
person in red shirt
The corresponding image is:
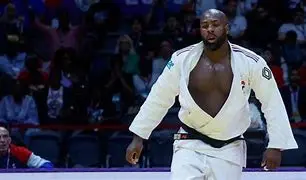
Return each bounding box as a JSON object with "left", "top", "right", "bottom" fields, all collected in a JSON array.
[
  {"left": 0, "top": 127, "right": 53, "bottom": 169},
  {"left": 263, "top": 48, "right": 285, "bottom": 87},
  {"left": 298, "top": 60, "right": 306, "bottom": 86},
  {"left": 18, "top": 54, "right": 48, "bottom": 92}
]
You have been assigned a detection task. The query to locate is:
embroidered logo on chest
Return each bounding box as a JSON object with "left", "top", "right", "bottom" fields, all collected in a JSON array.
[
  {"left": 241, "top": 80, "right": 246, "bottom": 90},
  {"left": 241, "top": 79, "right": 250, "bottom": 96}
]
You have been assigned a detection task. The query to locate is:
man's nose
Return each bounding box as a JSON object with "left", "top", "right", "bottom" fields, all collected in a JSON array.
[
  {"left": 0, "top": 136, "right": 5, "bottom": 142},
  {"left": 207, "top": 25, "right": 215, "bottom": 33}
]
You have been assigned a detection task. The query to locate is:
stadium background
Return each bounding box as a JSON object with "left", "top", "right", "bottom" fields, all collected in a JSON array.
[{"left": 0, "top": 0, "right": 305, "bottom": 169}]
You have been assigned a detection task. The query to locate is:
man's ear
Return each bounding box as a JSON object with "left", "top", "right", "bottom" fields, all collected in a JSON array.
[
  {"left": 8, "top": 137, "right": 11, "bottom": 145},
  {"left": 225, "top": 24, "right": 229, "bottom": 35}
]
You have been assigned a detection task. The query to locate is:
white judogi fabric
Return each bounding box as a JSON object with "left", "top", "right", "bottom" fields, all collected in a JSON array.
[
  {"left": 171, "top": 148, "right": 242, "bottom": 180},
  {"left": 129, "top": 42, "right": 298, "bottom": 179}
]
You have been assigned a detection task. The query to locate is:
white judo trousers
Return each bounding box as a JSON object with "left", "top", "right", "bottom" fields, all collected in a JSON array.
[{"left": 171, "top": 148, "right": 242, "bottom": 180}]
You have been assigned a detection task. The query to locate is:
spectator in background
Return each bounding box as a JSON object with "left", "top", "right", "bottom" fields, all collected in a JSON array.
[
  {"left": 298, "top": 60, "right": 306, "bottom": 86},
  {"left": 129, "top": 17, "right": 148, "bottom": 53},
  {"left": 180, "top": 4, "right": 200, "bottom": 45},
  {"left": 0, "top": 3, "right": 17, "bottom": 24},
  {"left": 79, "top": 2, "right": 109, "bottom": 56},
  {"left": 223, "top": 0, "right": 247, "bottom": 41},
  {"left": 194, "top": 0, "right": 219, "bottom": 17},
  {"left": 46, "top": 70, "right": 64, "bottom": 124},
  {"left": 0, "top": 127, "right": 53, "bottom": 169},
  {"left": 45, "top": 69, "right": 74, "bottom": 124},
  {"left": 280, "top": 69, "right": 306, "bottom": 122},
  {"left": 282, "top": 31, "right": 303, "bottom": 67},
  {"left": 133, "top": 56, "right": 154, "bottom": 103},
  {"left": 236, "top": 0, "right": 259, "bottom": 15},
  {"left": 278, "top": 8, "right": 306, "bottom": 44},
  {"left": 18, "top": 54, "right": 48, "bottom": 93},
  {"left": 0, "top": 3, "right": 23, "bottom": 38},
  {"left": 30, "top": 8, "right": 83, "bottom": 61},
  {"left": 112, "top": 34, "right": 139, "bottom": 75},
  {"left": 194, "top": 0, "right": 257, "bottom": 17},
  {"left": 245, "top": 4, "right": 279, "bottom": 48},
  {"left": 163, "top": 14, "right": 181, "bottom": 36},
  {"left": 152, "top": 39, "right": 174, "bottom": 78},
  {"left": 51, "top": 48, "right": 78, "bottom": 89},
  {"left": 18, "top": 54, "right": 49, "bottom": 122},
  {"left": 68, "top": 67, "right": 89, "bottom": 124},
  {"left": 262, "top": 47, "right": 285, "bottom": 88},
  {"left": 288, "top": 0, "right": 302, "bottom": 10},
  {"left": 0, "top": 35, "right": 26, "bottom": 79},
  {"left": 162, "top": 14, "right": 186, "bottom": 49},
  {"left": 0, "top": 80, "right": 39, "bottom": 125},
  {"left": 181, "top": 5, "right": 197, "bottom": 36},
  {"left": 143, "top": 0, "right": 167, "bottom": 30},
  {"left": 46, "top": 65, "right": 88, "bottom": 125},
  {"left": 87, "top": 87, "right": 105, "bottom": 124},
  {"left": 133, "top": 39, "right": 174, "bottom": 102},
  {"left": 106, "top": 35, "right": 139, "bottom": 113}
]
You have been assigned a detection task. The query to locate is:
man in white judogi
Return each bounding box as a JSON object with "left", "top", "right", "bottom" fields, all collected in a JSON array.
[{"left": 126, "top": 9, "right": 298, "bottom": 180}]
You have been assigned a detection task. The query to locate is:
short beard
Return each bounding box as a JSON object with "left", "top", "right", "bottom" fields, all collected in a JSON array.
[{"left": 202, "top": 33, "right": 227, "bottom": 51}]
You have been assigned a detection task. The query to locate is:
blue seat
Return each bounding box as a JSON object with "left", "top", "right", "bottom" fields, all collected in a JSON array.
[
  {"left": 107, "top": 132, "right": 138, "bottom": 167},
  {"left": 245, "top": 138, "right": 265, "bottom": 168},
  {"left": 68, "top": 134, "right": 101, "bottom": 167},
  {"left": 148, "top": 130, "right": 174, "bottom": 167},
  {"left": 281, "top": 132, "right": 306, "bottom": 166},
  {"left": 244, "top": 130, "right": 266, "bottom": 168},
  {"left": 26, "top": 130, "right": 61, "bottom": 166},
  {"left": 10, "top": 129, "right": 25, "bottom": 146}
]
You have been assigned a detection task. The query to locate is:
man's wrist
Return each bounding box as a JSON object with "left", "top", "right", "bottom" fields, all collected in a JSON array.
[
  {"left": 133, "top": 134, "right": 144, "bottom": 142},
  {"left": 267, "top": 148, "right": 282, "bottom": 152}
]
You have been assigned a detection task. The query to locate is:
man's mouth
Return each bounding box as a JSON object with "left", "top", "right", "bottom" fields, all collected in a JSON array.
[{"left": 207, "top": 34, "right": 217, "bottom": 41}]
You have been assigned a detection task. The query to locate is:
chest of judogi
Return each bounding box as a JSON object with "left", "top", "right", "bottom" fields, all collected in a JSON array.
[{"left": 177, "top": 48, "right": 253, "bottom": 140}]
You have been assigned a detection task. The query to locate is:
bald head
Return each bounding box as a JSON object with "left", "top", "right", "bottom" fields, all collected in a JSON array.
[
  {"left": 201, "top": 9, "right": 228, "bottom": 25},
  {"left": 0, "top": 127, "right": 11, "bottom": 154},
  {"left": 199, "top": 9, "right": 229, "bottom": 51},
  {"left": 0, "top": 127, "right": 9, "bottom": 135}
]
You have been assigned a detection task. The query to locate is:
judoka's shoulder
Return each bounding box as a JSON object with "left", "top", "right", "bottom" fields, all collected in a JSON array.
[
  {"left": 174, "top": 43, "right": 197, "bottom": 57},
  {"left": 231, "top": 43, "right": 265, "bottom": 65}
]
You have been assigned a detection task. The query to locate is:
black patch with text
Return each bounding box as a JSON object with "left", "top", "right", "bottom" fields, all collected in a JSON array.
[{"left": 262, "top": 67, "right": 272, "bottom": 80}]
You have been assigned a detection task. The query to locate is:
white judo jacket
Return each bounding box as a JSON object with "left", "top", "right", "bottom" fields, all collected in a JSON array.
[{"left": 129, "top": 41, "right": 298, "bottom": 167}]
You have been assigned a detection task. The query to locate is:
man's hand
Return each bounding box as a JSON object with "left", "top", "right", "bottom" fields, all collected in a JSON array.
[
  {"left": 261, "top": 148, "right": 282, "bottom": 170},
  {"left": 126, "top": 135, "right": 143, "bottom": 165}
]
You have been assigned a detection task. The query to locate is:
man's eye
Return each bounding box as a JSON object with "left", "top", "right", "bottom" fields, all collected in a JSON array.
[{"left": 202, "top": 24, "right": 209, "bottom": 28}]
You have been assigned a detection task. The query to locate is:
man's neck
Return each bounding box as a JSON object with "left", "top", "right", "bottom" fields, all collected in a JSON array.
[
  {"left": 204, "top": 42, "right": 230, "bottom": 63},
  {"left": 0, "top": 149, "right": 8, "bottom": 157}
]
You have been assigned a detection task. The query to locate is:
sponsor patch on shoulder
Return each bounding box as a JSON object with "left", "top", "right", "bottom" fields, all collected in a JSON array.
[{"left": 262, "top": 67, "right": 272, "bottom": 80}]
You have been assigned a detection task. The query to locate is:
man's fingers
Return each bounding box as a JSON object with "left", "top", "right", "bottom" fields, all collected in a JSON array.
[
  {"left": 265, "top": 159, "right": 274, "bottom": 170},
  {"left": 133, "top": 151, "right": 140, "bottom": 163},
  {"left": 126, "top": 148, "right": 141, "bottom": 165},
  {"left": 261, "top": 160, "right": 266, "bottom": 167},
  {"left": 262, "top": 149, "right": 282, "bottom": 170},
  {"left": 261, "top": 155, "right": 266, "bottom": 167},
  {"left": 264, "top": 158, "right": 281, "bottom": 170},
  {"left": 133, "top": 146, "right": 143, "bottom": 163},
  {"left": 126, "top": 149, "right": 136, "bottom": 164}
]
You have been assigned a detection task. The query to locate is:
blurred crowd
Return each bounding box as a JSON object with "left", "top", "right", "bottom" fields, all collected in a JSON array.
[{"left": 0, "top": 0, "right": 305, "bottom": 168}]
